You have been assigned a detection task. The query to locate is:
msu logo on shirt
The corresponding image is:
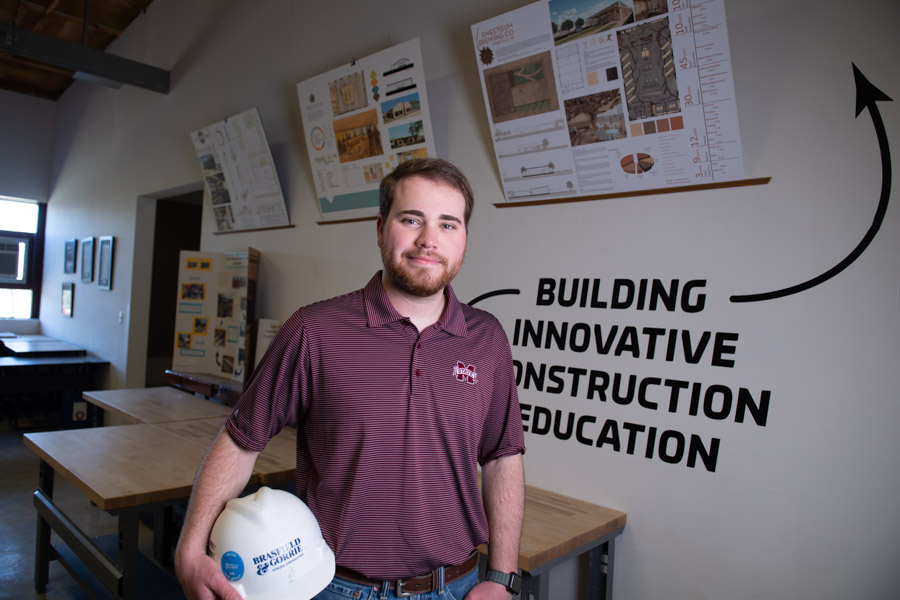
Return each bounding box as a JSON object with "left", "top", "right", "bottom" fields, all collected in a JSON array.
[{"left": 453, "top": 361, "right": 477, "bottom": 384}]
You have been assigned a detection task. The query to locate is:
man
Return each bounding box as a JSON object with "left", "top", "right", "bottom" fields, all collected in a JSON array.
[{"left": 175, "top": 158, "right": 525, "bottom": 599}]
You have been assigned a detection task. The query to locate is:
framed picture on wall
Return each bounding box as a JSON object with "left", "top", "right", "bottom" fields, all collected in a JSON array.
[
  {"left": 97, "top": 236, "right": 114, "bottom": 290},
  {"left": 64, "top": 239, "right": 77, "bottom": 274},
  {"left": 81, "top": 237, "right": 94, "bottom": 283},
  {"left": 61, "top": 282, "right": 74, "bottom": 317}
]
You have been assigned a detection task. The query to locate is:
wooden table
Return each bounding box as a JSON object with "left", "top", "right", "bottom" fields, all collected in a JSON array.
[
  {"left": 0, "top": 352, "right": 108, "bottom": 429},
  {"left": 154, "top": 417, "right": 298, "bottom": 484},
  {"left": 0, "top": 335, "right": 87, "bottom": 357},
  {"left": 0, "top": 355, "right": 108, "bottom": 394},
  {"left": 481, "top": 485, "right": 626, "bottom": 599},
  {"left": 147, "top": 418, "right": 297, "bottom": 565},
  {"left": 23, "top": 404, "right": 300, "bottom": 599},
  {"left": 83, "top": 386, "right": 233, "bottom": 424},
  {"left": 24, "top": 425, "right": 210, "bottom": 599},
  {"left": 82, "top": 387, "right": 295, "bottom": 483}
]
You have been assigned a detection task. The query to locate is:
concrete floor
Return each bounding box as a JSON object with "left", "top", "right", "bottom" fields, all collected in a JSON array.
[{"left": 0, "top": 418, "right": 181, "bottom": 600}]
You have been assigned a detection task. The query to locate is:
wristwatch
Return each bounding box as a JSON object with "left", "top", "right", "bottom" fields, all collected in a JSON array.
[{"left": 485, "top": 568, "right": 522, "bottom": 594}]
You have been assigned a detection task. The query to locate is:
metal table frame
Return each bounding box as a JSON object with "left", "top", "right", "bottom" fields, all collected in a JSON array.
[
  {"left": 518, "top": 529, "right": 620, "bottom": 599},
  {"left": 33, "top": 459, "right": 187, "bottom": 599}
]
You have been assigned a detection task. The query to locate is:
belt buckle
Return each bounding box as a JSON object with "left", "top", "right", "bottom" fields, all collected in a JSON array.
[{"left": 395, "top": 578, "right": 414, "bottom": 597}]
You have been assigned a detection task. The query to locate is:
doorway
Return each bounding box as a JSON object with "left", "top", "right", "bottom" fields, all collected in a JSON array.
[{"left": 144, "top": 191, "right": 202, "bottom": 386}]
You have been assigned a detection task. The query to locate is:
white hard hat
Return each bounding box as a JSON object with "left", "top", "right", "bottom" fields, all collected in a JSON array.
[{"left": 209, "top": 487, "right": 336, "bottom": 600}]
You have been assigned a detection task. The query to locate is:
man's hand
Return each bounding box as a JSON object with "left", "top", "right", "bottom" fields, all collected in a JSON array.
[
  {"left": 464, "top": 580, "right": 513, "bottom": 599},
  {"left": 175, "top": 551, "right": 244, "bottom": 600}
]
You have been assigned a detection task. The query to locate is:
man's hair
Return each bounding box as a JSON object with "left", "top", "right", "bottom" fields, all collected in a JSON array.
[{"left": 379, "top": 158, "right": 475, "bottom": 226}]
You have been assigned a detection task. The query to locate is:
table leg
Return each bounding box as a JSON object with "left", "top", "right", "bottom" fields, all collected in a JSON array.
[
  {"left": 34, "top": 460, "right": 54, "bottom": 593},
  {"left": 91, "top": 405, "right": 105, "bottom": 427},
  {"left": 587, "top": 538, "right": 616, "bottom": 599},
  {"left": 520, "top": 571, "right": 550, "bottom": 600},
  {"left": 117, "top": 512, "right": 140, "bottom": 600},
  {"left": 153, "top": 505, "right": 176, "bottom": 565}
]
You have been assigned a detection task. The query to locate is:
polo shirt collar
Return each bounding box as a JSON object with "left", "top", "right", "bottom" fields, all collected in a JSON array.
[{"left": 363, "top": 271, "right": 468, "bottom": 337}]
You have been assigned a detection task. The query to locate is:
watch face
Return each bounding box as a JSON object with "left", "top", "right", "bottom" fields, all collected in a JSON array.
[{"left": 508, "top": 572, "right": 522, "bottom": 593}]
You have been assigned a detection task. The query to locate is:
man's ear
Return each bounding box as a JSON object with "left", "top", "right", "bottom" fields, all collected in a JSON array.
[{"left": 376, "top": 214, "right": 384, "bottom": 248}]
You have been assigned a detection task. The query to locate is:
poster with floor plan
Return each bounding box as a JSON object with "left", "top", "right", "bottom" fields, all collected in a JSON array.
[
  {"left": 191, "top": 108, "right": 290, "bottom": 232},
  {"left": 472, "top": 0, "right": 743, "bottom": 203},
  {"left": 297, "top": 38, "right": 436, "bottom": 222}
]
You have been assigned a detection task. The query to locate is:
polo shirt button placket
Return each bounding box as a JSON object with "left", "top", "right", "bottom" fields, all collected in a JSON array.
[
  {"left": 414, "top": 341, "right": 422, "bottom": 378},
  {"left": 409, "top": 339, "right": 422, "bottom": 399}
]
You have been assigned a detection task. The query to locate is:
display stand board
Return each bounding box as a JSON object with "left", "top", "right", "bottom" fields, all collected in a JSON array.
[{"left": 171, "top": 249, "right": 259, "bottom": 385}]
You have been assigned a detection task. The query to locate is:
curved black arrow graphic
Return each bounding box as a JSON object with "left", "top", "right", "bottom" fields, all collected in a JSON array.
[
  {"left": 467, "top": 288, "right": 521, "bottom": 307},
  {"left": 730, "top": 64, "right": 892, "bottom": 303}
]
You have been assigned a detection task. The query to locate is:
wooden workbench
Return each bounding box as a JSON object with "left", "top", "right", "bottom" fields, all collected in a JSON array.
[
  {"left": 0, "top": 336, "right": 108, "bottom": 428},
  {"left": 0, "top": 335, "right": 87, "bottom": 357},
  {"left": 154, "top": 417, "right": 298, "bottom": 484},
  {"left": 83, "top": 386, "right": 233, "bottom": 425},
  {"left": 23, "top": 419, "right": 298, "bottom": 600},
  {"left": 24, "top": 425, "right": 209, "bottom": 599},
  {"left": 515, "top": 485, "right": 626, "bottom": 598}
]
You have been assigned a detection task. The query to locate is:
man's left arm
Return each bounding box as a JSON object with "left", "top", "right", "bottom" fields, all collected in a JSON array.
[{"left": 469, "top": 452, "right": 525, "bottom": 599}]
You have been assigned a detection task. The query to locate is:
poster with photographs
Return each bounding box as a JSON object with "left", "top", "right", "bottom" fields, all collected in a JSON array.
[
  {"left": 191, "top": 108, "right": 290, "bottom": 233},
  {"left": 472, "top": 0, "right": 744, "bottom": 203},
  {"left": 297, "top": 38, "right": 437, "bottom": 222},
  {"left": 171, "top": 248, "right": 259, "bottom": 384}
]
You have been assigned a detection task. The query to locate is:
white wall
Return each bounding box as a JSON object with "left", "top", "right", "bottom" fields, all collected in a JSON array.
[
  {"left": 0, "top": 89, "right": 55, "bottom": 201},
  {"left": 31, "top": 0, "right": 900, "bottom": 598}
]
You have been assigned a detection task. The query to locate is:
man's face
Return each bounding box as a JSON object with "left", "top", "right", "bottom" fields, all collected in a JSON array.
[{"left": 377, "top": 175, "right": 468, "bottom": 299}]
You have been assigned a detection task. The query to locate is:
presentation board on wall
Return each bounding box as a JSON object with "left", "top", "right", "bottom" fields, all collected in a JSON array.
[
  {"left": 296, "top": 38, "right": 437, "bottom": 222},
  {"left": 472, "top": 0, "right": 743, "bottom": 203},
  {"left": 191, "top": 108, "right": 290, "bottom": 233}
]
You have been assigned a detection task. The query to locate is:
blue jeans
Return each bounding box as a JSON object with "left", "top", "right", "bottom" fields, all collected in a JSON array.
[{"left": 314, "top": 566, "right": 478, "bottom": 599}]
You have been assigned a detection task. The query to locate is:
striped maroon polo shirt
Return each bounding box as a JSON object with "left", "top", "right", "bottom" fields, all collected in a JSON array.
[{"left": 226, "top": 272, "right": 525, "bottom": 579}]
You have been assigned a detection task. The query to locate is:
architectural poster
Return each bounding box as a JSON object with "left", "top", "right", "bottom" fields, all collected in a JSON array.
[
  {"left": 191, "top": 108, "right": 290, "bottom": 232},
  {"left": 472, "top": 0, "right": 744, "bottom": 203},
  {"left": 297, "top": 38, "right": 436, "bottom": 221}
]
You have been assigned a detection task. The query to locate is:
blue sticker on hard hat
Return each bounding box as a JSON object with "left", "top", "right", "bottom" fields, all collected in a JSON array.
[{"left": 221, "top": 551, "right": 245, "bottom": 581}]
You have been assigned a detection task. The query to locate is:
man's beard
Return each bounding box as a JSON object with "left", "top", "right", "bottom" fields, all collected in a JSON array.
[{"left": 381, "top": 247, "right": 464, "bottom": 298}]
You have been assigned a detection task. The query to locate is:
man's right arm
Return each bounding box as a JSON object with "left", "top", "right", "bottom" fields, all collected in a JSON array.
[{"left": 175, "top": 427, "right": 259, "bottom": 600}]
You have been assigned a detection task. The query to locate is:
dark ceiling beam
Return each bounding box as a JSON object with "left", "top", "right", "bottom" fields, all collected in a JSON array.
[{"left": 0, "top": 22, "right": 169, "bottom": 93}]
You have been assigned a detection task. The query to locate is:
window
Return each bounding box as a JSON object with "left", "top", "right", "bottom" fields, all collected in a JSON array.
[{"left": 0, "top": 198, "right": 45, "bottom": 319}]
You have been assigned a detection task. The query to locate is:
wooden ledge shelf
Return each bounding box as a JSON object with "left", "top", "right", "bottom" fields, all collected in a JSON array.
[{"left": 495, "top": 177, "right": 772, "bottom": 208}]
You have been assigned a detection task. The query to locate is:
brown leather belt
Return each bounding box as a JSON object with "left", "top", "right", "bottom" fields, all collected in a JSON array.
[{"left": 334, "top": 550, "right": 479, "bottom": 596}]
